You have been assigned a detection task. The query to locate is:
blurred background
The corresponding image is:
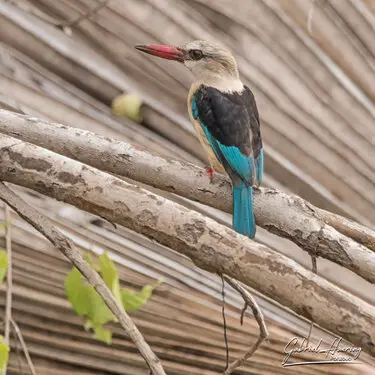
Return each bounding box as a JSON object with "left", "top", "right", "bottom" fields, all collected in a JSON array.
[{"left": 0, "top": 0, "right": 375, "bottom": 374}]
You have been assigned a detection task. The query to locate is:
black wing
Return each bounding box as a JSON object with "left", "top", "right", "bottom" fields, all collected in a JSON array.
[{"left": 193, "top": 84, "right": 263, "bottom": 184}]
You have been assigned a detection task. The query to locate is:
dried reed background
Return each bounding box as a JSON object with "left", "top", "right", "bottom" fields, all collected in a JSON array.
[{"left": 0, "top": 0, "right": 375, "bottom": 374}]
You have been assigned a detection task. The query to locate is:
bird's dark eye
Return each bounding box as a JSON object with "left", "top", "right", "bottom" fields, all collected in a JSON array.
[{"left": 189, "top": 49, "right": 203, "bottom": 60}]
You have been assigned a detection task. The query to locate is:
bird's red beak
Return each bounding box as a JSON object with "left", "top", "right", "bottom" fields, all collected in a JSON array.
[{"left": 135, "top": 44, "right": 185, "bottom": 62}]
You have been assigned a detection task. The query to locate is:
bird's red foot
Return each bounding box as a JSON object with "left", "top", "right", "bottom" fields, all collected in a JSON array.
[{"left": 205, "top": 166, "right": 214, "bottom": 183}]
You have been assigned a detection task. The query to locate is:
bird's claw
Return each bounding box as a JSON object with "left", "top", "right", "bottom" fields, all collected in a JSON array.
[{"left": 205, "top": 166, "right": 214, "bottom": 183}]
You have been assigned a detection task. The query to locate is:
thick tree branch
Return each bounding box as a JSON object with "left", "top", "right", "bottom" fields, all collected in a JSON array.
[
  {"left": 318, "top": 208, "right": 375, "bottom": 252},
  {"left": 0, "top": 182, "right": 166, "bottom": 375},
  {"left": 0, "top": 110, "right": 374, "bottom": 283},
  {"left": 0, "top": 134, "right": 373, "bottom": 356}
]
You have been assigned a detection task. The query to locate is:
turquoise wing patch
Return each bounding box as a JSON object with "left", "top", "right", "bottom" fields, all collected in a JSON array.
[{"left": 192, "top": 97, "right": 254, "bottom": 183}]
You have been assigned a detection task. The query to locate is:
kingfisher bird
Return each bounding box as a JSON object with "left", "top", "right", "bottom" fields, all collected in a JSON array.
[{"left": 135, "top": 41, "right": 263, "bottom": 238}]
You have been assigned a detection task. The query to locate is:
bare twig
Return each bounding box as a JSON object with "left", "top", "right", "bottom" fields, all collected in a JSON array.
[
  {"left": 307, "top": 246, "right": 317, "bottom": 347},
  {"left": 10, "top": 319, "right": 37, "bottom": 375},
  {"left": 223, "top": 276, "right": 268, "bottom": 374},
  {"left": 0, "top": 183, "right": 166, "bottom": 375},
  {"left": 311, "top": 255, "right": 317, "bottom": 274},
  {"left": 306, "top": 321, "right": 314, "bottom": 347},
  {"left": 11, "top": 326, "right": 25, "bottom": 375},
  {"left": 221, "top": 275, "right": 229, "bottom": 371},
  {"left": 307, "top": 229, "right": 320, "bottom": 345},
  {"left": 307, "top": 254, "right": 318, "bottom": 345},
  {"left": 2, "top": 204, "right": 12, "bottom": 375}
]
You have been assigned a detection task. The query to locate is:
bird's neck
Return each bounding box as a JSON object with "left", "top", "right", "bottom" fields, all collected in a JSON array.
[{"left": 197, "top": 73, "right": 244, "bottom": 93}]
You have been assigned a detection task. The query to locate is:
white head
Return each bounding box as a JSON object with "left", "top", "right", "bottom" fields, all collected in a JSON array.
[{"left": 135, "top": 40, "right": 243, "bottom": 92}]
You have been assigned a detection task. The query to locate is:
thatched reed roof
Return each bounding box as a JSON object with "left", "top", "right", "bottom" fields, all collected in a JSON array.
[
  {"left": 1, "top": 191, "right": 374, "bottom": 375},
  {"left": 0, "top": 0, "right": 375, "bottom": 374}
]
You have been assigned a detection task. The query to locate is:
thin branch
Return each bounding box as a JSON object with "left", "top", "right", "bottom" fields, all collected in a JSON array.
[
  {"left": 11, "top": 325, "right": 25, "bottom": 375},
  {"left": 306, "top": 229, "right": 320, "bottom": 346},
  {"left": 306, "top": 321, "right": 314, "bottom": 348},
  {"left": 306, "top": 255, "right": 317, "bottom": 346},
  {"left": 223, "top": 276, "right": 268, "bottom": 374},
  {"left": 0, "top": 111, "right": 374, "bottom": 282},
  {"left": 3, "top": 205, "right": 11, "bottom": 343},
  {"left": 221, "top": 274, "right": 229, "bottom": 371},
  {"left": 2, "top": 204, "right": 12, "bottom": 375},
  {"left": 311, "top": 255, "right": 317, "bottom": 274},
  {"left": 307, "top": 224, "right": 322, "bottom": 345},
  {"left": 0, "top": 183, "right": 166, "bottom": 375},
  {"left": 10, "top": 319, "right": 37, "bottom": 375},
  {"left": 0, "top": 134, "right": 374, "bottom": 356}
]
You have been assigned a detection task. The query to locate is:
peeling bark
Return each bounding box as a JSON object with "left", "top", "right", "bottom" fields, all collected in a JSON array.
[
  {"left": 0, "top": 110, "right": 374, "bottom": 284},
  {"left": 0, "top": 132, "right": 374, "bottom": 356}
]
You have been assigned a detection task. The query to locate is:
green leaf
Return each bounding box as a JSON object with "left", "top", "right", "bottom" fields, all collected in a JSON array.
[
  {"left": 111, "top": 93, "right": 143, "bottom": 123},
  {"left": 84, "top": 320, "right": 93, "bottom": 331},
  {"left": 140, "top": 278, "right": 163, "bottom": 300},
  {"left": 65, "top": 267, "right": 114, "bottom": 325},
  {"left": 0, "top": 336, "right": 9, "bottom": 371},
  {"left": 93, "top": 325, "right": 112, "bottom": 345},
  {"left": 65, "top": 267, "right": 90, "bottom": 317},
  {"left": 65, "top": 253, "right": 160, "bottom": 346},
  {"left": 65, "top": 259, "right": 118, "bottom": 345},
  {"left": 121, "top": 289, "right": 146, "bottom": 312},
  {"left": 0, "top": 251, "right": 8, "bottom": 286},
  {"left": 121, "top": 279, "right": 163, "bottom": 313},
  {"left": 86, "top": 286, "right": 114, "bottom": 326},
  {"left": 99, "top": 253, "right": 122, "bottom": 304}
]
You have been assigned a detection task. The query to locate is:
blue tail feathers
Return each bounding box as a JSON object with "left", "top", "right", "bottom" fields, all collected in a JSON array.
[{"left": 232, "top": 181, "right": 256, "bottom": 238}]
